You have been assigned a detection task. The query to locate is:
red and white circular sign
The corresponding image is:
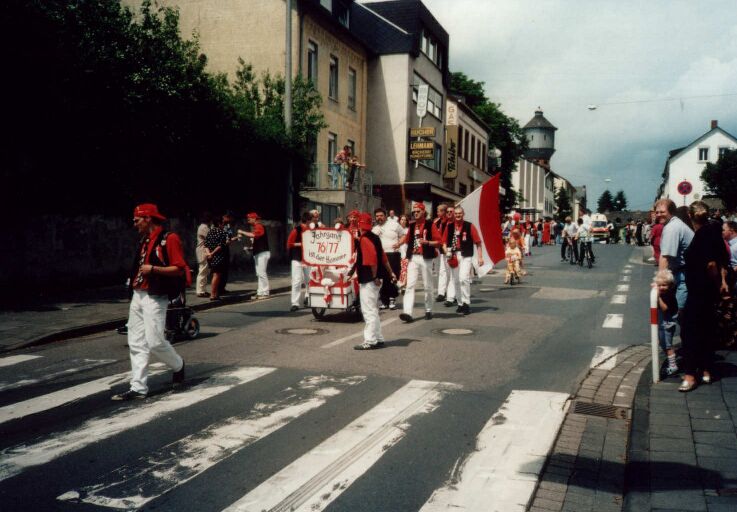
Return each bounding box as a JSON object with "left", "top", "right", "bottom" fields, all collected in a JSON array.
[{"left": 677, "top": 181, "right": 692, "bottom": 196}]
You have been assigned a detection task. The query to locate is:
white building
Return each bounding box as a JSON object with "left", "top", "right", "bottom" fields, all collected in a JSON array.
[
  {"left": 511, "top": 158, "right": 555, "bottom": 219},
  {"left": 658, "top": 120, "right": 737, "bottom": 205}
]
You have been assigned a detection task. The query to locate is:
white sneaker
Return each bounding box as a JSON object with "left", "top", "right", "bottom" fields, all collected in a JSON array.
[
  {"left": 389, "top": 299, "right": 397, "bottom": 310},
  {"left": 379, "top": 303, "right": 388, "bottom": 310}
]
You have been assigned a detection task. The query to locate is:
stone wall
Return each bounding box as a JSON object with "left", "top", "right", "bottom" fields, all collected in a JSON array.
[{"left": 1, "top": 215, "right": 286, "bottom": 293}]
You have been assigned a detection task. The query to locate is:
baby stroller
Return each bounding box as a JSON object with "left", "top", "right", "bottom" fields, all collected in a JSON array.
[{"left": 165, "top": 293, "right": 200, "bottom": 342}]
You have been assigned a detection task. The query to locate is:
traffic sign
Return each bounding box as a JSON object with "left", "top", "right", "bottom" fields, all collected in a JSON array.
[
  {"left": 677, "top": 180, "right": 692, "bottom": 196},
  {"left": 410, "top": 127, "right": 436, "bottom": 138},
  {"left": 416, "top": 84, "right": 429, "bottom": 118}
]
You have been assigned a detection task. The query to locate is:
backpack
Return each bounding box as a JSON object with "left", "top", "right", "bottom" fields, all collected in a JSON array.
[{"left": 154, "top": 231, "right": 192, "bottom": 298}]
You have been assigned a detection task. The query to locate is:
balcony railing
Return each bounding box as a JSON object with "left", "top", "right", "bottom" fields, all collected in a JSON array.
[{"left": 303, "top": 162, "right": 374, "bottom": 196}]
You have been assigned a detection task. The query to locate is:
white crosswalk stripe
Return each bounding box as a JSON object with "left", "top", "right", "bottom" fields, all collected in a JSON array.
[
  {"left": 0, "top": 354, "right": 42, "bottom": 368},
  {"left": 222, "top": 379, "right": 460, "bottom": 512},
  {"left": 0, "top": 366, "right": 275, "bottom": 482},
  {"left": 58, "top": 374, "right": 365, "bottom": 510},
  {"left": 0, "top": 358, "right": 116, "bottom": 393}
]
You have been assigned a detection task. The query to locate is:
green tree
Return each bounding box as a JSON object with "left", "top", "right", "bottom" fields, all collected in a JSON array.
[
  {"left": 597, "top": 190, "right": 614, "bottom": 213},
  {"left": 702, "top": 149, "right": 737, "bottom": 211},
  {"left": 554, "top": 187, "right": 572, "bottom": 221},
  {"left": 612, "top": 190, "right": 628, "bottom": 211},
  {"left": 450, "top": 72, "right": 528, "bottom": 213}
]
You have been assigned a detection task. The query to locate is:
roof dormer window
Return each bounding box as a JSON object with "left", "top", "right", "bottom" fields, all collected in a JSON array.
[{"left": 420, "top": 30, "right": 442, "bottom": 68}]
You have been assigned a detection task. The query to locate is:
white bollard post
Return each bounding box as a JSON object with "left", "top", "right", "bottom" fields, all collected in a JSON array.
[{"left": 650, "top": 286, "right": 660, "bottom": 383}]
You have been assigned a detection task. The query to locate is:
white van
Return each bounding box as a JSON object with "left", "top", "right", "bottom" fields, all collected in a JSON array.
[{"left": 590, "top": 213, "right": 609, "bottom": 242}]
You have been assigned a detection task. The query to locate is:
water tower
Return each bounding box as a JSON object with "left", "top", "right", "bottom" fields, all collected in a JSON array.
[{"left": 522, "top": 108, "right": 557, "bottom": 166}]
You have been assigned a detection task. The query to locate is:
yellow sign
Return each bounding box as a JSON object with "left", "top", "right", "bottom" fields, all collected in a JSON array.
[
  {"left": 409, "top": 140, "right": 435, "bottom": 160},
  {"left": 410, "top": 127, "right": 436, "bottom": 138},
  {"left": 410, "top": 141, "right": 434, "bottom": 150}
]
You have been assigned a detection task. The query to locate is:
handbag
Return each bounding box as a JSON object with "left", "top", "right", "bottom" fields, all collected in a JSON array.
[{"left": 447, "top": 253, "right": 459, "bottom": 268}]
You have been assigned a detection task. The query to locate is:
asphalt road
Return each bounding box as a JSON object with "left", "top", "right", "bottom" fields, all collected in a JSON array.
[{"left": 0, "top": 243, "right": 654, "bottom": 511}]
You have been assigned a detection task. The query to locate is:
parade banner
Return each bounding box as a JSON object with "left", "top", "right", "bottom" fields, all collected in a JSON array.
[
  {"left": 457, "top": 173, "right": 506, "bottom": 275},
  {"left": 301, "top": 228, "right": 354, "bottom": 267}
]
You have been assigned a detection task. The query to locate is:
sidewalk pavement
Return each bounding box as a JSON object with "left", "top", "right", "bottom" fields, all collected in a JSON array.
[
  {"left": 528, "top": 347, "right": 737, "bottom": 512},
  {"left": 0, "top": 265, "right": 294, "bottom": 353}
]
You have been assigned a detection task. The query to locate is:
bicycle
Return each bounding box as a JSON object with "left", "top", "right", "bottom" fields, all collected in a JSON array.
[{"left": 578, "top": 240, "right": 594, "bottom": 269}]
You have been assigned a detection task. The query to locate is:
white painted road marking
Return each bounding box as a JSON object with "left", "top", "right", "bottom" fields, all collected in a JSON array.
[
  {"left": 622, "top": 269, "right": 632, "bottom": 274},
  {"left": 60, "top": 375, "right": 365, "bottom": 510},
  {"left": 616, "top": 285, "right": 630, "bottom": 292},
  {"left": 602, "top": 314, "right": 624, "bottom": 329},
  {"left": 611, "top": 295, "right": 627, "bottom": 304},
  {"left": 0, "top": 358, "right": 116, "bottom": 393},
  {"left": 0, "top": 366, "right": 276, "bottom": 482},
  {"left": 530, "top": 287, "right": 605, "bottom": 300},
  {"left": 321, "top": 317, "right": 398, "bottom": 348},
  {"left": 620, "top": 275, "right": 631, "bottom": 282},
  {"left": 223, "top": 379, "right": 459, "bottom": 512},
  {"left": 590, "top": 345, "right": 629, "bottom": 369},
  {"left": 0, "top": 354, "right": 42, "bottom": 368},
  {"left": 0, "top": 364, "right": 167, "bottom": 426},
  {"left": 420, "top": 390, "right": 569, "bottom": 512},
  {"left": 624, "top": 264, "right": 633, "bottom": 269}
]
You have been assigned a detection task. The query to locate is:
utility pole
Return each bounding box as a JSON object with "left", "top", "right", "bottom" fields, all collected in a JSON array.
[{"left": 285, "top": 0, "right": 294, "bottom": 229}]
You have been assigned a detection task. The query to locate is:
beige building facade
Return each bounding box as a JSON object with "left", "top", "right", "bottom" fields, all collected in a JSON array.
[
  {"left": 446, "top": 97, "right": 490, "bottom": 199},
  {"left": 125, "top": 0, "right": 375, "bottom": 219}
]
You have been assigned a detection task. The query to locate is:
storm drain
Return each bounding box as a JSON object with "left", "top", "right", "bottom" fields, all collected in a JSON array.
[{"left": 571, "top": 400, "right": 631, "bottom": 420}]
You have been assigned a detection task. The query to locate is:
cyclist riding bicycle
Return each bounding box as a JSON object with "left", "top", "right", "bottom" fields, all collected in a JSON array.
[{"left": 562, "top": 216, "right": 578, "bottom": 264}]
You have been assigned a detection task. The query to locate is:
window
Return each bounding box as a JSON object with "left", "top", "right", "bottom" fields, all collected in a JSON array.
[
  {"left": 348, "top": 67, "right": 356, "bottom": 110},
  {"left": 328, "top": 132, "right": 337, "bottom": 163},
  {"left": 307, "top": 41, "right": 318, "bottom": 83},
  {"left": 476, "top": 139, "right": 482, "bottom": 167},
  {"left": 329, "top": 55, "right": 339, "bottom": 100},
  {"left": 459, "top": 183, "right": 467, "bottom": 196},
  {"left": 335, "top": 1, "right": 350, "bottom": 28},
  {"left": 481, "top": 143, "right": 487, "bottom": 171},
  {"left": 412, "top": 73, "right": 442, "bottom": 120},
  {"left": 464, "top": 130, "right": 469, "bottom": 160},
  {"left": 470, "top": 135, "right": 476, "bottom": 164},
  {"left": 320, "top": 0, "right": 332, "bottom": 10},
  {"left": 719, "top": 147, "right": 731, "bottom": 158},
  {"left": 458, "top": 126, "right": 464, "bottom": 157},
  {"left": 698, "top": 147, "right": 709, "bottom": 161},
  {"left": 420, "top": 29, "right": 442, "bottom": 68},
  {"left": 420, "top": 143, "right": 442, "bottom": 172}
]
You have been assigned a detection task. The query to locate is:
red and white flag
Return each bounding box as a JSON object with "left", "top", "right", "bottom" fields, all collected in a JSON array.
[{"left": 457, "top": 173, "right": 506, "bottom": 276}]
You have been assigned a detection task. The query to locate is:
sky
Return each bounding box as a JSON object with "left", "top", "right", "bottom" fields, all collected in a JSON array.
[{"left": 420, "top": 0, "right": 737, "bottom": 211}]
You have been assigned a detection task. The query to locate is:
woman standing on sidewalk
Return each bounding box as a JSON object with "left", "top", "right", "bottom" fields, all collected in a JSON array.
[
  {"left": 204, "top": 215, "right": 229, "bottom": 301},
  {"left": 679, "top": 201, "right": 730, "bottom": 392},
  {"left": 195, "top": 212, "right": 212, "bottom": 297}
]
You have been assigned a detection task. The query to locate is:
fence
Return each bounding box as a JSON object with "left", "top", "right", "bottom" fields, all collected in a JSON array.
[{"left": 303, "top": 163, "right": 374, "bottom": 196}]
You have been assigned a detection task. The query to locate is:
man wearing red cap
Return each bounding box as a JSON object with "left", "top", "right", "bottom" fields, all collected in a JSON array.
[
  {"left": 354, "top": 213, "right": 389, "bottom": 349},
  {"left": 398, "top": 202, "right": 441, "bottom": 322},
  {"left": 113, "top": 204, "right": 185, "bottom": 400},
  {"left": 443, "top": 206, "right": 484, "bottom": 315},
  {"left": 239, "top": 213, "right": 270, "bottom": 298},
  {"left": 287, "top": 211, "right": 312, "bottom": 312}
]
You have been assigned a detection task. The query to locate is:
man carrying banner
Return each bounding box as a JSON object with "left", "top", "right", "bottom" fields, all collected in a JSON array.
[
  {"left": 443, "top": 206, "right": 484, "bottom": 315},
  {"left": 399, "top": 203, "right": 441, "bottom": 322}
]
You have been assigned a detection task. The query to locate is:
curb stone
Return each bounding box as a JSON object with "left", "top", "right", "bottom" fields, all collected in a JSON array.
[{"left": 528, "top": 344, "right": 651, "bottom": 512}]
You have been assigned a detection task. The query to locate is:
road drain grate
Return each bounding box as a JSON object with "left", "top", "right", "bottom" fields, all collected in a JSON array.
[{"left": 571, "top": 401, "right": 631, "bottom": 420}]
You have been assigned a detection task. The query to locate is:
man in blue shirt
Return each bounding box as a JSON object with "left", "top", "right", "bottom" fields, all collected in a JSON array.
[
  {"left": 657, "top": 199, "right": 694, "bottom": 311},
  {"left": 723, "top": 220, "right": 737, "bottom": 270}
]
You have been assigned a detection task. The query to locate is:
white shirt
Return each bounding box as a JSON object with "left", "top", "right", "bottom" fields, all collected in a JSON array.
[
  {"left": 372, "top": 218, "right": 404, "bottom": 253},
  {"left": 581, "top": 214, "right": 592, "bottom": 230},
  {"left": 564, "top": 223, "right": 578, "bottom": 237}
]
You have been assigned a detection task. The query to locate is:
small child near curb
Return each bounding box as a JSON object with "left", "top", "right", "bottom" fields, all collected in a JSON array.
[
  {"left": 655, "top": 269, "right": 679, "bottom": 376},
  {"left": 504, "top": 239, "right": 522, "bottom": 284}
]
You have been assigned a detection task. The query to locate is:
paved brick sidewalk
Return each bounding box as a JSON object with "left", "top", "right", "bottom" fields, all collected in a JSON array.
[
  {"left": 528, "top": 345, "right": 651, "bottom": 512},
  {"left": 625, "top": 350, "right": 737, "bottom": 512},
  {"left": 0, "top": 266, "right": 293, "bottom": 353}
]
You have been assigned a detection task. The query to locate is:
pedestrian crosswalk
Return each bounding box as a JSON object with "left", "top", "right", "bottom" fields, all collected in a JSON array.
[{"left": 0, "top": 356, "right": 570, "bottom": 512}]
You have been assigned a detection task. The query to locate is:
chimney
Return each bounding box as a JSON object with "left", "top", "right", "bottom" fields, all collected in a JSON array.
[{"left": 711, "top": 120, "right": 718, "bottom": 129}]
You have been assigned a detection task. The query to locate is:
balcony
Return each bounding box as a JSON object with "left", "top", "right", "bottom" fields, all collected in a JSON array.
[{"left": 300, "top": 163, "right": 380, "bottom": 212}]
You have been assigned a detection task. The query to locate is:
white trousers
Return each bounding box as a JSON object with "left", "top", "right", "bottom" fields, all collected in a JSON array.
[
  {"left": 449, "top": 255, "right": 474, "bottom": 306},
  {"left": 403, "top": 255, "right": 434, "bottom": 314},
  {"left": 360, "top": 281, "right": 383, "bottom": 344},
  {"left": 290, "top": 260, "right": 311, "bottom": 306},
  {"left": 195, "top": 257, "right": 210, "bottom": 295},
  {"left": 255, "top": 251, "right": 270, "bottom": 296},
  {"left": 127, "top": 289, "right": 183, "bottom": 394},
  {"left": 437, "top": 254, "right": 456, "bottom": 299}
]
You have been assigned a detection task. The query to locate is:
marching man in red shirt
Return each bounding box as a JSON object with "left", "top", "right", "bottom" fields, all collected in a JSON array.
[
  {"left": 399, "top": 202, "right": 442, "bottom": 322},
  {"left": 113, "top": 203, "right": 185, "bottom": 400},
  {"left": 287, "top": 211, "right": 312, "bottom": 312},
  {"left": 354, "top": 213, "right": 388, "bottom": 350},
  {"left": 443, "top": 206, "right": 484, "bottom": 315},
  {"left": 239, "top": 212, "right": 270, "bottom": 298}
]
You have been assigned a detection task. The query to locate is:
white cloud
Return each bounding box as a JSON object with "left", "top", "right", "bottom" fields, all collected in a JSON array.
[{"left": 419, "top": 0, "right": 737, "bottom": 210}]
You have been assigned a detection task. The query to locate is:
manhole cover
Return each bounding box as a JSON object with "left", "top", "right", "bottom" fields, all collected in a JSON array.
[
  {"left": 436, "top": 328, "right": 474, "bottom": 336},
  {"left": 276, "top": 328, "right": 328, "bottom": 336}
]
